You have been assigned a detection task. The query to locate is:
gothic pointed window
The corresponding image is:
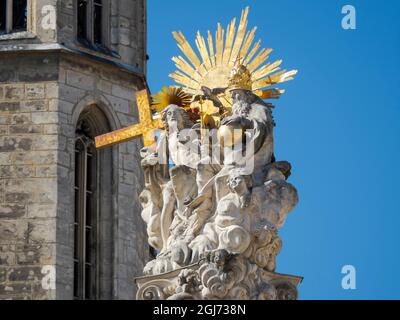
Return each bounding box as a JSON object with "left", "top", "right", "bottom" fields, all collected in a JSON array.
[
  {"left": 12, "top": 0, "right": 27, "bottom": 31},
  {"left": 93, "top": 0, "right": 103, "bottom": 44},
  {"left": 77, "top": 0, "right": 109, "bottom": 49},
  {"left": 0, "top": 0, "right": 27, "bottom": 34},
  {"left": 77, "top": 0, "right": 88, "bottom": 41},
  {"left": 73, "top": 105, "right": 114, "bottom": 300},
  {"left": 0, "top": 0, "right": 6, "bottom": 33},
  {"left": 74, "top": 120, "right": 98, "bottom": 300}
]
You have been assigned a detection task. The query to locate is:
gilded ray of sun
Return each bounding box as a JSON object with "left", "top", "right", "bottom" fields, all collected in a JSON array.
[
  {"left": 151, "top": 86, "right": 192, "bottom": 113},
  {"left": 169, "top": 7, "right": 298, "bottom": 100}
]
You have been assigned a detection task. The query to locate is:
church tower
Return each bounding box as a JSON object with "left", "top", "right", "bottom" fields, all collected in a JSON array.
[{"left": 0, "top": 0, "right": 149, "bottom": 300}]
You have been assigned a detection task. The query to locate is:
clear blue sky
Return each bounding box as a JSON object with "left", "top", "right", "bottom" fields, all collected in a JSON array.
[{"left": 147, "top": 0, "right": 400, "bottom": 299}]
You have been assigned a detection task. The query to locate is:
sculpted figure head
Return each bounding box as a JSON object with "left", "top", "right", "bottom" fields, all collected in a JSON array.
[
  {"left": 230, "top": 89, "right": 254, "bottom": 116},
  {"left": 227, "top": 170, "right": 253, "bottom": 208},
  {"left": 229, "top": 89, "right": 275, "bottom": 129},
  {"left": 262, "top": 179, "right": 299, "bottom": 229},
  {"left": 162, "top": 104, "right": 194, "bottom": 133},
  {"left": 228, "top": 171, "right": 251, "bottom": 193}
]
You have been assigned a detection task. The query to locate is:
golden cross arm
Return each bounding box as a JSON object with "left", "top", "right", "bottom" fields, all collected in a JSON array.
[{"left": 95, "top": 90, "right": 164, "bottom": 149}]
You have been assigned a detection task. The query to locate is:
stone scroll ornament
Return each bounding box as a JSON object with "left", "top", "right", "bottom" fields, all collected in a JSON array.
[{"left": 136, "top": 7, "right": 302, "bottom": 300}]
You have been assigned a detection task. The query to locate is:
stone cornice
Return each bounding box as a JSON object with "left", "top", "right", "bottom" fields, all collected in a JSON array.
[{"left": 0, "top": 43, "right": 146, "bottom": 82}]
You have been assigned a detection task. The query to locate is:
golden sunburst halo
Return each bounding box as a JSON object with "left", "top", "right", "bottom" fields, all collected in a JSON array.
[
  {"left": 151, "top": 86, "right": 192, "bottom": 113},
  {"left": 169, "top": 7, "right": 297, "bottom": 99}
]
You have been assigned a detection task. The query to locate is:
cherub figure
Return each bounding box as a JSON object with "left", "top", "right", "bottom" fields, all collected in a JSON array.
[{"left": 227, "top": 170, "right": 253, "bottom": 209}]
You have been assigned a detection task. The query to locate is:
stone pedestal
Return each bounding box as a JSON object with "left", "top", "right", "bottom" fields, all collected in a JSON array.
[{"left": 135, "top": 256, "right": 303, "bottom": 300}]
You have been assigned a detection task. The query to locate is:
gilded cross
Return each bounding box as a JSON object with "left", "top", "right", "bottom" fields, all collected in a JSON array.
[{"left": 95, "top": 90, "right": 164, "bottom": 149}]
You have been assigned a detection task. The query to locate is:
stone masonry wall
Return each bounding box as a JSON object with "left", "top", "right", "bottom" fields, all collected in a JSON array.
[
  {"left": 0, "top": 0, "right": 148, "bottom": 300},
  {"left": 0, "top": 51, "right": 149, "bottom": 300},
  {"left": 0, "top": 55, "right": 59, "bottom": 299}
]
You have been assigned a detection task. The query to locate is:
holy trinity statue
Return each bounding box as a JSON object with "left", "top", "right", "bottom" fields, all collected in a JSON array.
[{"left": 98, "top": 7, "right": 303, "bottom": 300}]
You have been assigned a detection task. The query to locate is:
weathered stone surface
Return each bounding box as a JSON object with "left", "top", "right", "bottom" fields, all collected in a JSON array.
[
  {"left": 35, "top": 166, "right": 57, "bottom": 178},
  {"left": 0, "top": 283, "right": 30, "bottom": 296},
  {"left": 15, "top": 244, "right": 55, "bottom": 266},
  {"left": 0, "top": 165, "right": 35, "bottom": 178},
  {"left": 0, "top": 102, "right": 20, "bottom": 112},
  {"left": 0, "top": 70, "right": 15, "bottom": 83},
  {"left": 31, "top": 112, "right": 58, "bottom": 124},
  {"left": 27, "top": 220, "right": 56, "bottom": 244},
  {"left": 104, "top": 94, "right": 131, "bottom": 114},
  {"left": 21, "top": 101, "right": 47, "bottom": 112},
  {"left": 0, "top": 220, "right": 27, "bottom": 243},
  {"left": 112, "top": 85, "right": 135, "bottom": 101},
  {"left": 67, "top": 70, "right": 95, "bottom": 91},
  {"left": 32, "top": 135, "right": 58, "bottom": 151},
  {"left": 17, "top": 57, "right": 59, "bottom": 83},
  {"left": 4, "top": 178, "right": 57, "bottom": 205},
  {"left": 0, "top": 246, "right": 15, "bottom": 266},
  {"left": 4, "top": 85, "right": 24, "bottom": 100},
  {"left": 7, "top": 267, "right": 42, "bottom": 282},
  {"left": 0, "top": 268, "right": 6, "bottom": 281},
  {"left": 58, "top": 84, "right": 85, "bottom": 104},
  {"left": 0, "top": 0, "right": 148, "bottom": 300},
  {"left": 9, "top": 125, "right": 42, "bottom": 134},
  {"left": 45, "top": 83, "right": 58, "bottom": 99},
  {"left": 12, "top": 151, "right": 56, "bottom": 166},
  {"left": 0, "top": 54, "right": 59, "bottom": 83},
  {"left": 97, "top": 80, "right": 112, "bottom": 94},
  {"left": 27, "top": 204, "right": 57, "bottom": 219},
  {"left": 0, "top": 205, "right": 26, "bottom": 219},
  {"left": 0, "top": 154, "right": 11, "bottom": 165},
  {"left": 31, "top": 283, "right": 56, "bottom": 300},
  {"left": 0, "top": 115, "right": 10, "bottom": 125},
  {"left": 5, "top": 193, "right": 31, "bottom": 203},
  {"left": 10, "top": 114, "right": 31, "bottom": 125},
  {"left": 25, "top": 84, "right": 45, "bottom": 100},
  {"left": 0, "top": 137, "right": 32, "bottom": 152}
]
